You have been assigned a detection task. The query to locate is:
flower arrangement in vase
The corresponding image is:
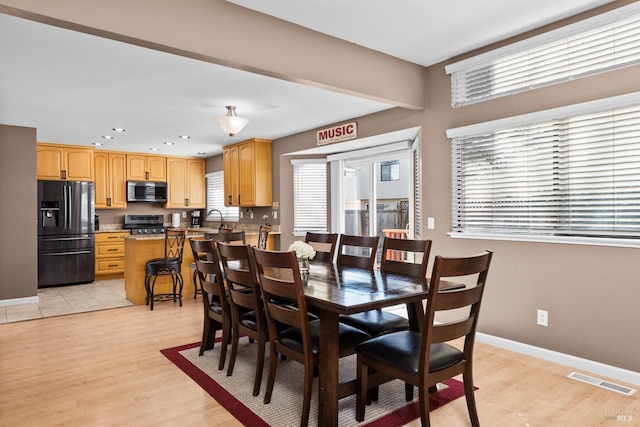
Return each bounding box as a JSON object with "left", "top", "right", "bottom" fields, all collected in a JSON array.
[{"left": 288, "top": 241, "right": 316, "bottom": 274}]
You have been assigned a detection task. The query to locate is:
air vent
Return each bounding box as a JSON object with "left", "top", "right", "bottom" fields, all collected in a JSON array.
[{"left": 567, "top": 372, "right": 636, "bottom": 396}]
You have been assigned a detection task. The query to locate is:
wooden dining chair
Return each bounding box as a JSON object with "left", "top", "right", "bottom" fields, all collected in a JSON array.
[
  {"left": 336, "top": 234, "right": 380, "bottom": 270},
  {"left": 304, "top": 232, "right": 339, "bottom": 264},
  {"left": 191, "top": 230, "right": 246, "bottom": 298},
  {"left": 217, "top": 242, "right": 267, "bottom": 396},
  {"left": 340, "top": 237, "right": 432, "bottom": 337},
  {"left": 251, "top": 247, "right": 372, "bottom": 427},
  {"left": 257, "top": 225, "right": 271, "bottom": 250},
  {"left": 355, "top": 250, "right": 493, "bottom": 426},
  {"left": 189, "top": 239, "right": 232, "bottom": 369}
]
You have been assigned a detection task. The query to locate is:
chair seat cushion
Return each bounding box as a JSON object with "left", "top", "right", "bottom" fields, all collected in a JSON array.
[
  {"left": 209, "top": 302, "right": 223, "bottom": 315},
  {"left": 239, "top": 310, "right": 259, "bottom": 330},
  {"left": 356, "top": 331, "right": 463, "bottom": 375},
  {"left": 339, "top": 310, "right": 410, "bottom": 337},
  {"left": 279, "top": 320, "right": 371, "bottom": 356},
  {"left": 146, "top": 257, "right": 182, "bottom": 274}
]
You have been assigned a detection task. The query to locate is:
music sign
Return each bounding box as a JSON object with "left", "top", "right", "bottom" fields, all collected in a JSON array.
[{"left": 316, "top": 122, "right": 357, "bottom": 146}]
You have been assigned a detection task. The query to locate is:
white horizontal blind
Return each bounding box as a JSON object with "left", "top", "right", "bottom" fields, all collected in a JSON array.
[
  {"left": 451, "top": 104, "right": 640, "bottom": 239},
  {"left": 292, "top": 160, "right": 327, "bottom": 234},
  {"left": 449, "top": 10, "right": 640, "bottom": 107},
  {"left": 205, "top": 171, "right": 239, "bottom": 222}
]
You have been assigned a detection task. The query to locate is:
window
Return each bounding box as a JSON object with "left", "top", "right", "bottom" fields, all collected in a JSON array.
[
  {"left": 447, "top": 92, "right": 640, "bottom": 243},
  {"left": 380, "top": 160, "right": 400, "bottom": 181},
  {"left": 292, "top": 159, "right": 327, "bottom": 234},
  {"left": 205, "top": 171, "right": 239, "bottom": 222},
  {"left": 446, "top": 3, "right": 640, "bottom": 106}
]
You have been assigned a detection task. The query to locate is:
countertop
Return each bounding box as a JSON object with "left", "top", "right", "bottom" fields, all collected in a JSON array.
[{"left": 123, "top": 228, "right": 280, "bottom": 240}]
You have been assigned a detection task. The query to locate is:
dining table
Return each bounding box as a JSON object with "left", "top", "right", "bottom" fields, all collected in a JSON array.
[{"left": 300, "top": 261, "right": 462, "bottom": 427}]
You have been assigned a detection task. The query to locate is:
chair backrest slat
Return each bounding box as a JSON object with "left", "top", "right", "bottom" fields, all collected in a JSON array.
[
  {"left": 217, "top": 243, "right": 261, "bottom": 312},
  {"left": 337, "top": 234, "right": 379, "bottom": 270},
  {"left": 204, "top": 230, "right": 246, "bottom": 245},
  {"left": 304, "top": 232, "right": 339, "bottom": 264},
  {"left": 380, "top": 237, "right": 432, "bottom": 278}
]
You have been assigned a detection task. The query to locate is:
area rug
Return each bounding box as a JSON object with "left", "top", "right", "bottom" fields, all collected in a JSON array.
[{"left": 161, "top": 339, "right": 469, "bottom": 426}]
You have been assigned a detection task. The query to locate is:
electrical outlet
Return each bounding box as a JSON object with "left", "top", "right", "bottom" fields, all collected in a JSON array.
[
  {"left": 427, "top": 217, "right": 435, "bottom": 229},
  {"left": 182, "top": 211, "right": 187, "bottom": 218},
  {"left": 273, "top": 211, "right": 277, "bottom": 220},
  {"left": 537, "top": 309, "right": 548, "bottom": 327}
]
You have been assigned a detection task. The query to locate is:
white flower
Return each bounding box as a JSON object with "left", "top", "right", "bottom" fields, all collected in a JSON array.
[{"left": 288, "top": 241, "right": 316, "bottom": 260}]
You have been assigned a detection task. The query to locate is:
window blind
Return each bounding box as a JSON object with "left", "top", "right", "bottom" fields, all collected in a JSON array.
[
  {"left": 292, "top": 160, "right": 327, "bottom": 234},
  {"left": 447, "top": 5, "right": 640, "bottom": 107},
  {"left": 205, "top": 171, "right": 239, "bottom": 222},
  {"left": 451, "top": 103, "right": 640, "bottom": 239}
]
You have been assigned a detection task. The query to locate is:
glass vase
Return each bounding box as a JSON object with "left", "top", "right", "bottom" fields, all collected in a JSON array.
[{"left": 298, "top": 257, "right": 310, "bottom": 275}]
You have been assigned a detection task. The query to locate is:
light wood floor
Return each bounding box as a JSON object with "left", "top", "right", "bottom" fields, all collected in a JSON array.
[{"left": 0, "top": 297, "right": 636, "bottom": 426}]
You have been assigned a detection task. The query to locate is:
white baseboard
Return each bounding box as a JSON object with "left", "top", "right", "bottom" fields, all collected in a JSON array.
[
  {"left": 0, "top": 296, "right": 39, "bottom": 307},
  {"left": 476, "top": 332, "right": 640, "bottom": 387}
]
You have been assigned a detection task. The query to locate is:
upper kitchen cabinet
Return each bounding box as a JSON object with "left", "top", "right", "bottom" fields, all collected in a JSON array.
[
  {"left": 126, "top": 154, "right": 166, "bottom": 181},
  {"left": 37, "top": 143, "right": 94, "bottom": 181},
  {"left": 165, "top": 157, "right": 206, "bottom": 208},
  {"left": 94, "top": 151, "right": 127, "bottom": 209},
  {"left": 223, "top": 138, "right": 272, "bottom": 207}
]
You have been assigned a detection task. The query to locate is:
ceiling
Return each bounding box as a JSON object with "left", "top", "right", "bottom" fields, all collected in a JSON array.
[{"left": 0, "top": 0, "right": 615, "bottom": 157}]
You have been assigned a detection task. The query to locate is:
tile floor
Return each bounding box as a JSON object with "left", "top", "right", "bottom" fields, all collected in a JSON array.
[{"left": 0, "top": 279, "right": 133, "bottom": 324}]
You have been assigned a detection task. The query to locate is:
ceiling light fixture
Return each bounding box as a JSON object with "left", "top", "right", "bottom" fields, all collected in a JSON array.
[
  {"left": 164, "top": 142, "right": 174, "bottom": 146},
  {"left": 179, "top": 135, "right": 190, "bottom": 139},
  {"left": 102, "top": 135, "right": 114, "bottom": 139},
  {"left": 216, "top": 106, "right": 248, "bottom": 137},
  {"left": 112, "top": 128, "right": 125, "bottom": 132}
]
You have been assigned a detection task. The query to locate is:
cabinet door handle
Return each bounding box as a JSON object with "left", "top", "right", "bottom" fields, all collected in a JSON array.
[
  {"left": 61, "top": 170, "right": 67, "bottom": 180},
  {"left": 145, "top": 171, "right": 149, "bottom": 180},
  {"left": 107, "top": 197, "right": 112, "bottom": 207},
  {"left": 185, "top": 198, "right": 189, "bottom": 207},
  {"left": 238, "top": 195, "right": 241, "bottom": 205},
  {"left": 107, "top": 248, "right": 118, "bottom": 252},
  {"left": 107, "top": 236, "right": 119, "bottom": 239},
  {"left": 228, "top": 195, "right": 232, "bottom": 204},
  {"left": 108, "top": 264, "right": 119, "bottom": 268}
]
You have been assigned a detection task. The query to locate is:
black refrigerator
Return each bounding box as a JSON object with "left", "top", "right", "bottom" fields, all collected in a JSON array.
[{"left": 37, "top": 180, "right": 95, "bottom": 288}]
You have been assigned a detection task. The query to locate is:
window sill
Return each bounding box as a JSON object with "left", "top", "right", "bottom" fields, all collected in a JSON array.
[{"left": 447, "top": 232, "right": 640, "bottom": 249}]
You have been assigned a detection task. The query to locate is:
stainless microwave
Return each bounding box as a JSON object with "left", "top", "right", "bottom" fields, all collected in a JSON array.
[{"left": 127, "top": 181, "right": 167, "bottom": 202}]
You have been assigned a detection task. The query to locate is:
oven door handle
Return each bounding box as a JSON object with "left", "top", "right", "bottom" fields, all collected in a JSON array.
[{"left": 43, "top": 251, "right": 92, "bottom": 256}]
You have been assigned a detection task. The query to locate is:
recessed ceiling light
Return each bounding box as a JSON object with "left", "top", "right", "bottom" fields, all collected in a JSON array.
[
  {"left": 164, "top": 142, "right": 174, "bottom": 146},
  {"left": 112, "top": 128, "right": 125, "bottom": 132},
  {"left": 149, "top": 147, "right": 160, "bottom": 151},
  {"left": 93, "top": 142, "right": 103, "bottom": 146},
  {"left": 197, "top": 152, "right": 206, "bottom": 155},
  {"left": 179, "top": 135, "right": 190, "bottom": 139},
  {"left": 102, "top": 135, "right": 114, "bottom": 139}
]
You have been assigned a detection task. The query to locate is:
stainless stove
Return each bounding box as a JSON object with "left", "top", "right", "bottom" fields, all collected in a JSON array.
[{"left": 123, "top": 214, "right": 166, "bottom": 235}]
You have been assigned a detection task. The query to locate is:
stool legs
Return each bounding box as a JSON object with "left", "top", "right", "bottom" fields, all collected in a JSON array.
[{"left": 144, "top": 268, "right": 183, "bottom": 311}]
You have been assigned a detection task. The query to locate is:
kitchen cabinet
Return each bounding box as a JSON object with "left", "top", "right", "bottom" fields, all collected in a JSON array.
[
  {"left": 126, "top": 154, "right": 166, "bottom": 181},
  {"left": 95, "top": 231, "right": 129, "bottom": 277},
  {"left": 223, "top": 138, "right": 272, "bottom": 207},
  {"left": 165, "top": 157, "right": 205, "bottom": 208},
  {"left": 94, "top": 152, "right": 127, "bottom": 209},
  {"left": 37, "top": 143, "right": 94, "bottom": 181}
]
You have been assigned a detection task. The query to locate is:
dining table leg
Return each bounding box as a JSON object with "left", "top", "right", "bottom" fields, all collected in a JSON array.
[{"left": 317, "top": 308, "right": 340, "bottom": 427}]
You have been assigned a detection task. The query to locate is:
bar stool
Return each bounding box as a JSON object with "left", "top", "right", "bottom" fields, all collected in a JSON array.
[{"left": 144, "top": 228, "right": 187, "bottom": 310}]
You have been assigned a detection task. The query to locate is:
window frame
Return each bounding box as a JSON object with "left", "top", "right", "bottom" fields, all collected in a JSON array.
[
  {"left": 291, "top": 159, "right": 328, "bottom": 236},
  {"left": 205, "top": 171, "right": 239, "bottom": 223},
  {"left": 446, "top": 91, "right": 640, "bottom": 249},
  {"left": 446, "top": 2, "right": 640, "bottom": 107}
]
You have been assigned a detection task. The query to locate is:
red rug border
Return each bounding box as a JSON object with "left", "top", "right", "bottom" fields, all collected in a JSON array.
[{"left": 160, "top": 341, "right": 471, "bottom": 426}]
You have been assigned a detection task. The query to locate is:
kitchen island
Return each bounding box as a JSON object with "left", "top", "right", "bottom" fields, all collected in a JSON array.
[{"left": 123, "top": 229, "right": 277, "bottom": 305}]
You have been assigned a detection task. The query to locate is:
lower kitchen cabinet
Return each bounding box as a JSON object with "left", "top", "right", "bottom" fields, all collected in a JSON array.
[{"left": 95, "top": 232, "right": 129, "bottom": 277}]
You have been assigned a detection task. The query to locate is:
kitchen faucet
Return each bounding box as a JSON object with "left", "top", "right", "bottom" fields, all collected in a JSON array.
[{"left": 207, "top": 209, "right": 225, "bottom": 227}]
